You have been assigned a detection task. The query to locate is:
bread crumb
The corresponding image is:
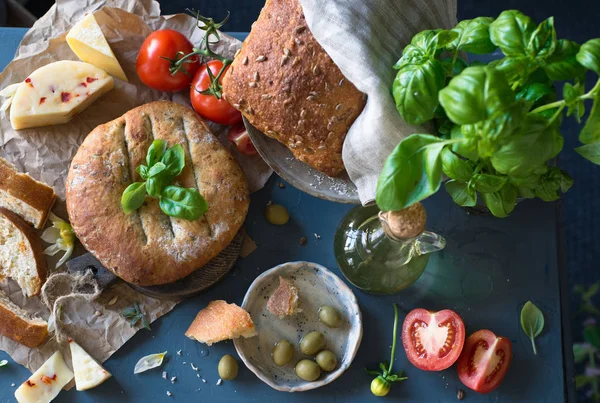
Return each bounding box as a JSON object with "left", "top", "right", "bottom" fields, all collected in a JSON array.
[
  {"left": 162, "top": 371, "right": 167, "bottom": 380},
  {"left": 11, "top": 383, "right": 15, "bottom": 387},
  {"left": 191, "top": 363, "right": 198, "bottom": 371},
  {"left": 314, "top": 233, "right": 321, "bottom": 240},
  {"left": 171, "top": 377, "right": 177, "bottom": 383},
  {"left": 166, "top": 391, "right": 172, "bottom": 397},
  {"left": 177, "top": 350, "right": 182, "bottom": 356},
  {"left": 216, "top": 379, "right": 223, "bottom": 386}
]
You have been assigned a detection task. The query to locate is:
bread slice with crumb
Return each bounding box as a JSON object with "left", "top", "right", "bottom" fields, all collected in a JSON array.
[
  {"left": 267, "top": 276, "right": 300, "bottom": 318},
  {"left": 0, "top": 158, "right": 56, "bottom": 229},
  {"left": 0, "top": 208, "right": 47, "bottom": 297},
  {"left": 0, "top": 288, "right": 48, "bottom": 347},
  {"left": 185, "top": 300, "right": 257, "bottom": 346}
]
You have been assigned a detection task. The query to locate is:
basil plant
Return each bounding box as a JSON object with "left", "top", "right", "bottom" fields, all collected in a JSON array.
[{"left": 379, "top": 10, "right": 600, "bottom": 218}]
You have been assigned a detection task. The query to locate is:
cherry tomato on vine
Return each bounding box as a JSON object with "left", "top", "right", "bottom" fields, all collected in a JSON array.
[
  {"left": 457, "top": 329, "right": 513, "bottom": 394},
  {"left": 190, "top": 60, "right": 242, "bottom": 125},
  {"left": 401, "top": 308, "right": 466, "bottom": 371},
  {"left": 227, "top": 122, "right": 257, "bottom": 155},
  {"left": 136, "top": 29, "right": 199, "bottom": 92}
]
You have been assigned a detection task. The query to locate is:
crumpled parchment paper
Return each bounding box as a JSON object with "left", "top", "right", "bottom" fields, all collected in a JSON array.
[{"left": 0, "top": 0, "right": 270, "bottom": 374}]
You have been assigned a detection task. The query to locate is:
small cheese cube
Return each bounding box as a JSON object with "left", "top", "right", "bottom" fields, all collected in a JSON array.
[
  {"left": 69, "top": 339, "right": 111, "bottom": 391},
  {"left": 15, "top": 351, "right": 74, "bottom": 403},
  {"left": 66, "top": 13, "right": 128, "bottom": 82},
  {"left": 9, "top": 61, "right": 114, "bottom": 130}
]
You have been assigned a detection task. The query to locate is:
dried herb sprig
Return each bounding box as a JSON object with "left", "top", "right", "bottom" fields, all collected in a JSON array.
[{"left": 122, "top": 302, "right": 150, "bottom": 331}]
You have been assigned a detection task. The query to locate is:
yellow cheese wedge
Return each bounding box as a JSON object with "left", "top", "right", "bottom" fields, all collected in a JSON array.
[
  {"left": 66, "top": 13, "right": 128, "bottom": 82},
  {"left": 15, "top": 351, "right": 74, "bottom": 403},
  {"left": 69, "top": 339, "right": 111, "bottom": 391},
  {"left": 9, "top": 61, "right": 114, "bottom": 130}
]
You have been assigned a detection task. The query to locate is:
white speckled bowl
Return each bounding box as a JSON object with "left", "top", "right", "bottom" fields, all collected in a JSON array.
[{"left": 234, "top": 261, "right": 362, "bottom": 392}]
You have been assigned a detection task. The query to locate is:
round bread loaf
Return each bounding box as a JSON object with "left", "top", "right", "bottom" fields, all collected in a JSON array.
[{"left": 66, "top": 101, "right": 250, "bottom": 286}]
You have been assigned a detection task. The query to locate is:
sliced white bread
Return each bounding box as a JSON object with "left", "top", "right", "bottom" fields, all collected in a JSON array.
[
  {"left": 0, "top": 288, "right": 48, "bottom": 347},
  {"left": 0, "top": 157, "right": 56, "bottom": 229},
  {"left": 69, "top": 339, "right": 111, "bottom": 391},
  {"left": 185, "top": 300, "right": 257, "bottom": 346},
  {"left": 0, "top": 207, "right": 47, "bottom": 297}
]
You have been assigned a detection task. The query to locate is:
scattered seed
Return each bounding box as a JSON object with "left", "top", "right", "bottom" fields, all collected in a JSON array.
[
  {"left": 303, "top": 147, "right": 315, "bottom": 154},
  {"left": 295, "top": 26, "right": 306, "bottom": 34},
  {"left": 314, "top": 233, "right": 321, "bottom": 240},
  {"left": 191, "top": 363, "right": 199, "bottom": 371},
  {"left": 327, "top": 132, "right": 336, "bottom": 141},
  {"left": 281, "top": 55, "right": 290, "bottom": 66},
  {"left": 313, "top": 65, "right": 321, "bottom": 75},
  {"left": 338, "top": 78, "right": 345, "bottom": 87},
  {"left": 232, "top": 103, "right": 241, "bottom": 109},
  {"left": 177, "top": 350, "right": 182, "bottom": 356},
  {"left": 294, "top": 141, "right": 303, "bottom": 146},
  {"left": 162, "top": 371, "right": 168, "bottom": 380},
  {"left": 318, "top": 144, "right": 327, "bottom": 150},
  {"left": 247, "top": 106, "right": 255, "bottom": 115},
  {"left": 294, "top": 135, "right": 304, "bottom": 142},
  {"left": 202, "top": 378, "right": 207, "bottom": 383},
  {"left": 171, "top": 377, "right": 177, "bottom": 384},
  {"left": 335, "top": 103, "right": 343, "bottom": 111},
  {"left": 11, "top": 383, "right": 15, "bottom": 387},
  {"left": 283, "top": 98, "right": 293, "bottom": 106},
  {"left": 284, "top": 48, "right": 292, "bottom": 56},
  {"left": 216, "top": 379, "right": 223, "bottom": 386},
  {"left": 242, "top": 56, "right": 248, "bottom": 65},
  {"left": 197, "top": 374, "right": 201, "bottom": 378},
  {"left": 107, "top": 295, "right": 118, "bottom": 306},
  {"left": 295, "top": 38, "right": 303, "bottom": 46},
  {"left": 261, "top": 94, "right": 272, "bottom": 100},
  {"left": 249, "top": 82, "right": 257, "bottom": 88},
  {"left": 266, "top": 130, "right": 277, "bottom": 136},
  {"left": 166, "top": 391, "right": 172, "bottom": 397},
  {"left": 307, "top": 95, "right": 316, "bottom": 101},
  {"left": 256, "top": 55, "right": 267, "bottom": 62},
  {"left": 457, "top": 389, "right": 465, "bottom": 400},
  {"left": 309, "top": 91, "right": 319, "bottom": 97},
  {"left": 234, "top": 49, "right": 242, "bottom": 58},
  {"left": 278, "top": 182, "right": 286, "bottom": 188},
  {"left": 254, "top": 71, "right": 260, "bottom": 81},
  {"left": 297, "top": 119, "right": 305, "bottom": 126},
  {"left": 300, "top": 109, "right": 307, "bottom": 118},
  {"left": 299, "top": 236, "right": 308, "bottom": 245}
]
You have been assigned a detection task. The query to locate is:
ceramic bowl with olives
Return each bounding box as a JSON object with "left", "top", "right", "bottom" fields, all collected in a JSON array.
[{"left": 233, "top": 261, "right": 363, "bottom": 392}]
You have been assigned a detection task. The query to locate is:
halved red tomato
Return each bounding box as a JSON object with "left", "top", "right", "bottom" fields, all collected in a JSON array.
[
  {"left": 227, "top": 122, "right": 257, "bottom": 156},
  {"left": 457, "top": 329, "right": 513, "bottom": 394},
  {"left": 401, "top": 308, "right": 466, "bottom": 371}
]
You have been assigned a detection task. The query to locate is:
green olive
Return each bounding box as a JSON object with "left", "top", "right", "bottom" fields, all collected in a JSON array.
[
  {"left": 300, "top": 331, "right": 325, "bottom": 356},
  {"left": 315, "top": 350, "right": 337, "bottom": 372},
  {"left": 265, "top": 204, "right": 290, "bottom": 225},
  {"left": 295, "top": 359, "right": 321, "bottom": 381},
  {"left": 218, "top": 354, "right": 239, "bottom": 380},
  {"left": 272, "top": 340, "right": 294, "bottom": 366},
  {"left": 318, "top": 305, "right": 343, "bottom": 328}
]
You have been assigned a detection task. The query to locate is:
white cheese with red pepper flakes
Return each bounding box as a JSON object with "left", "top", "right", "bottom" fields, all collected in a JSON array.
[
  {"left": 69, "top": 339, "right": 112, "bottom": 391},
  {"left": 9, "top": 61, "right": 114, "bottom": 130},
  {"left": 14, "top": 351, "right": 74, "bottom": 403},
  {"left": 66, "top": 13, "right": 128, "bottom": 82}
]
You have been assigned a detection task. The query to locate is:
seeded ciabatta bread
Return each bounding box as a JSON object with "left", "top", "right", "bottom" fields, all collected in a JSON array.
[
  {"left": 185, "top": 300, "right": 257, "bottom": 346},
  {"left": 0, "top": 208, "right": 47, "bottom": 297},
  {"left": 0, "top": 157, "right": 57, "bottom": 229},
  {"left": 0, "top": 288, "right": 48, "bottom": 347},
  {"left": 222, "top": 0, "right": 366, "bottom": 177},
  {"left": 65, "top": 101, "right": 250, "bottom": 286}
]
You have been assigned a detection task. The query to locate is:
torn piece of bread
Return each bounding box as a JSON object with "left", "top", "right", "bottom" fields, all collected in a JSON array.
[
  {"left": 267, "top": 276, "right": 300, "bottom": 318},
  {"left": 0, "top": 158, "right": 56, "bottom": 229},
  {"left": 0, "top": 207, "right": 47, "bottom": 297},
  {"left": 185, "top": 300, "right": 257, "bottom": 346},
  {"left": 0, "top": 288, "right": 48, "bottom": 347}
]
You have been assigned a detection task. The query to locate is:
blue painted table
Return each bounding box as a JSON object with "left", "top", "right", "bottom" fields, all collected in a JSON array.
[{"left": 0, "top": 27, "right": 574, "bottom": 402}]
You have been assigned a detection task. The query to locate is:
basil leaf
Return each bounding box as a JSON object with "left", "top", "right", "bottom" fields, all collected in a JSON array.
[
  {"left": 445, "top": 180, "right": 476, "bottom": 207},
  {"left": 451, "top": 125, "right": 479, "bottom": 161},
  {"left": 136, "top": 165, "right": 149, "bottom": 180},
  {"left": 146, "top": 171, "right": 174, "bottom": 197},
  {"left": 543, "top": 40, "right": 586, "bottom": 81},
  {"left": 159, "top": 186, "right": 208, "bottom": 221},
  {"left": 534, "top": 168, "right": 573, "bottom": 201},
  {"left": 576, "top": 375, "right": 593, "bottom": 389},
  {"left": 491, "top": 116, "right": 563, "bottom": 176},
  {"left": 411, "top": 29, "right": 457, "bottom": 57},
  {"left": 516, "top": 82, "right": 555, "bottom": 105},
  {"left": 563, "top": 82, "right": 586, "bottom": 122},
  {"left": 577, "top": 38, "right": 600, "bottom": 73},
  {"left": 375, "top": 134, "right": 450, "bottom": 211},
  {"left": 493, "top": 56, "right": 530, "bottom": 85},
  {"left": 527, "top": 17, "right": 556, "bottom": 61},
  {"left": 510, "top": 173, "right": 541, "bottom": 199},
  {"left": 147, "top": 162, "right": 166, "bottom": 178},
  {"left": 441, "top": 57, "right": 469, "bottom": 77},
  {"left": 481, "top": 183, "right": 517, "bottom": 218},
  {"left": 489, "top": 10, "right": 535, "bottom": 56},
  {"left": 584, "top": 325, "right": 600, "bottom": 349},
  {"left": 121, "top": 182, "right": 147, "bottom": 214},
  {"left": 576, "top": 142, "right": 600, "bottom": 164},
  {"left": 162, "top": 144, "right": 186, "bottom": 176},
  {"left": 393, "top": 59, "right": 445, "bottom": 125},
  {"left": 573, "top": 343, "right": 591, "bottom": 364},
  {"left": 439, "top": 66, "right": 514, "bottom": 125},
  {"left": 448, "top": 17, "right": 496, "bottom": 54},
  {"left": 520, "top": 301, "right": 545, "bottom": 355},
  {"left": 394, "top": 44, "right": 427, "bottom": 70},
  {"left": 146, "top": 139, "right": 167, "bottom": 167},
  {"left": 579, "top": 95, "right": 600, "bottom": 144},
  {"left": 474, "top": 174, "right": 507, "bottom": 193},
  {"left": 471, "top": 102, "right": 526, "bottom": 158},
  {"left": 441, "top": 148, "right": 473, "bottom": 181}
]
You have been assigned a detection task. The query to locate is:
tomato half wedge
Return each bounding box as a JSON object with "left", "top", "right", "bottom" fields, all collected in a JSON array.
[
  {"left": 401, "top": 308, "right": 466, "bottom": 371},
  {"left": 457, "top": 329, "right": 513, "bottom": 394}
]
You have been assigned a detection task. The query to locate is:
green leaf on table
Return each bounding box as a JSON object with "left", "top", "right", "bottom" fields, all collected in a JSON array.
[
  {"left": 584, "top": 325, "right": 600, "bottom": 349},
  {"left": 146, "top": 139, "right": 167, "bottom": 168},
  {"left": 573, "top": 343, "right": 592, "bottom": 363},
  {"left": 489, "top": 10, "right": 536, "bottom": 56},
  {"left": 474, "top": 174, "right": 507, "bottom": 193},
  {"left": 481, "top": 183, "right": 518, "bottom": 218},
  {"left": 375, "top": 134, "right": 450, "bottom": 211},
  {"left": 543, "top": 39, "right": 586, "bottom": 81},
  {"left": 439, "top": 66, "right": 515, "bottom": 125},
  {"left": 576, "top": 38, "right": 600, "bottom": 73},
  {"left": 576, "top": 375, "right": 593, "bottom": 389},
  {"left": 448, "top": 17, "right": 497, "bottom": 54},
  {"left": 159, "top": 186, "right": 208, "bottom": 221},
  {"left": 527, "top": 17, "right": 557, "bottom": 61},
  {"left": 575, "top": 142, "right": 600, "bottom": 164},
  {"left": 580, "top": 95, "right": 600, "bottom": 144},
  {"left": 393, "top": 59, "right": 446, "bottom": 125},
  {"left": 441, "top": 148, "right": 473, "bottom": 181},
  {"left": 121, "top": 182, "right": 147, "bottom": 214},
  {"left": 520, "top": 300, "right": 545, "bottom": 355},
  {"left": 445, "top": 180, "right": 477, "bottom": 207}
]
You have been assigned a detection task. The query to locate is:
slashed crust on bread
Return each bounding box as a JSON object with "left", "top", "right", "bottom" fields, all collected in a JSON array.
[
  {"left": 222, "top": 0, "right": 366, "bottom": 177},
  {"left": 0, "top": 289, "right": 48, "bottom": 347},
  {"left": 66, "top": 101, "right": 250, "bottom": 286},
  {"left": 185, "top": 300, "right": 257, "bottom": 346},
  {"left": 0, "top": 208, "right": 47, "bottom": 297}
]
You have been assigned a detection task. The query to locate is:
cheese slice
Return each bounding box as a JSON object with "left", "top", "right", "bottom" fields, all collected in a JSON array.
[
  {"left": 69, "top": 339, "right": 111, "bottom": 391},
  {"left": 66, "top": 13, "right": 128, "bottom": 82},
  {"left": 15, "top": 351, "right": 74, "bottom": 403},
  {"left": 9, "top": 61, "right": 114, "bottom": 130}
]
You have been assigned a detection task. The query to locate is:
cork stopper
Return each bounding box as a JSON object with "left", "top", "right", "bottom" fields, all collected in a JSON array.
[{"left": 379, "top": 203, "right": 427, "bottom": 240}]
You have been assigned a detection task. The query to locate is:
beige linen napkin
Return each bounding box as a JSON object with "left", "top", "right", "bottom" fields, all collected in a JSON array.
[{"left": 299, "top": 0, "right": 457, "bottom": 204}]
